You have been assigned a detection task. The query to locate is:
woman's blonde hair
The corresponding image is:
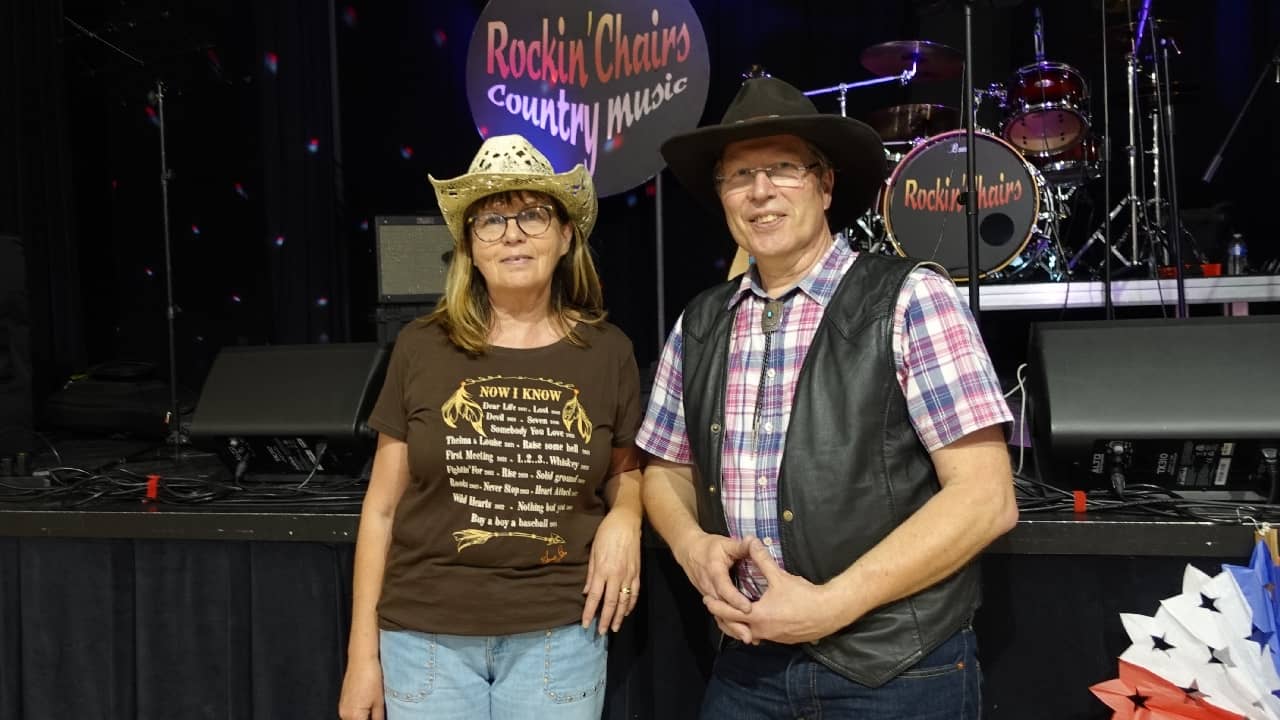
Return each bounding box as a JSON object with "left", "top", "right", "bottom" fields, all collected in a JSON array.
[{"left": 426, "top": 190, "right": 606, "bottom": 355}]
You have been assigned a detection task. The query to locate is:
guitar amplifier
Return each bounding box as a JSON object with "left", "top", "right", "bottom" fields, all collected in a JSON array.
[{"left": 375, "top": 215, "right": 453, "bottom": 303}]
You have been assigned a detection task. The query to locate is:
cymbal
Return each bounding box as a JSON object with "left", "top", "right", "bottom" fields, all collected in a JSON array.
[
  {"left": 860, "top": 40, "right": 963, "bottom": 82},
  {"left": 1106, "top": 16, "right": 1179, "bottom": 32},
  {"left": 1106, "top": 17, "right": 1181, "bottom": 44},
  {"left": 864, "top": 103, "right": 960, "bottom": 143}
]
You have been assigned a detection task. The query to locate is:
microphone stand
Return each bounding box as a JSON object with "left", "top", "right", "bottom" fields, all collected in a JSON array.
[
  {"left": 1099, "top": 0, "right": 1113, "bottom": 318},
  {"left": 1202, "top": 38, "right": 1280, "bottom": 183},
  {"left": 963, "top": 1, "right": 980, "bottom": 322},
  {"left": 155, "top": 80, "right": 186, "bottom": 452},
  {"left": 64, "top": 17, "right": 189, "bottom": 456},
  {"left": 1150, "top": 24, "right": 1187, "bottom": 318}
]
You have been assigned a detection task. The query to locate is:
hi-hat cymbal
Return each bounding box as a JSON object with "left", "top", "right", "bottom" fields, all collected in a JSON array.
[
  {"left": 860, "top": 40, "right": 963, "bottom": 81},
  {"left": 864, "top": 103, "right": 960, "bottom": 143}
]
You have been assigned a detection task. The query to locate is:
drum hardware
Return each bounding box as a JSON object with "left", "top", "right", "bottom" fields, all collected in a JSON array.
[
  {"left": 1068, "top": 6, "right": 1155, "bottom": 276},
  {"left": 804, "top": 75, "right": 914, "bottom": 118},
  {"left": 974, "top": 83, "right": 1007, "bottom": 116},
  {"left": 804, "top": 40, "right": 963, "bottom": 116},
  {"left": 1077, "top": 1, "right": 1196, "bottom": 295},
  {"left": 1068, "top": 201, "right": 1138, "bottom": 274}
]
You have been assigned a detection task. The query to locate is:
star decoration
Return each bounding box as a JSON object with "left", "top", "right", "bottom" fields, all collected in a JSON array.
[
  {"left": 1246, "top": 624, "right": 1273, "bottom": 651},
  {"left": 1152, "top": 634, "right": 1176, "bottom": 652},
  {"left": 1207, "top": 646, "right": 1228, "bottom": 665},
  {"left": 1180, "top": 680, "right": 1205, "bottom": 701},
  {"left": 1127, "top": 691, "right": 1150, "bottom": 709},
  {"left": 1199, "top": 593, "right": 1220, "bottom": 612}
]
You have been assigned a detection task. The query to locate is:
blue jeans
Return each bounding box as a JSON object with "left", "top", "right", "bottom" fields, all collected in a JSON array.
[
  {"left": 379, "top": 621, "right": 607, "bottom": 720},
  {"left": 701, "top": 627, "right": 981, "bottom": 719}
]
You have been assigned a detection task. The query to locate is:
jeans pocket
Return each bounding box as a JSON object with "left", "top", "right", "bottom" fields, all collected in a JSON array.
[
  {"left": 897, "top": 628, "right": 976, "bottom": 680},
  {"left": 542, "top": 623, "right": 607, "bottom": 704},
  {"left": 380, "top": 629, "right": 437, "bottom": 703}
]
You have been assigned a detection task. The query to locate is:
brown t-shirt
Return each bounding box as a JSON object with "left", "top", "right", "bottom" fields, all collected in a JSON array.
[{"left": 368, "top": 319, "right": 641, "bottom": 635}]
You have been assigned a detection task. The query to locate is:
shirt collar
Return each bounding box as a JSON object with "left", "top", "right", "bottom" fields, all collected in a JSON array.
[{"left": 726, "top": 237, "right": 856, "bottom": 310}]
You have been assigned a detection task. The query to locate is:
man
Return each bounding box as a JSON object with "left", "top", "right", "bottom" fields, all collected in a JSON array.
[{"left": 637, "top": 75, "right": 1018, "bottom": 718}]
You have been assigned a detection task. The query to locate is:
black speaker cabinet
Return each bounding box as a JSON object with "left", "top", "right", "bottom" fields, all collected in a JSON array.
[
  {"left": 189, "top": 343, "right": 390, "bottom": 477},
  {"left": 1027, "top": 316, "right": 1280, "bottom": 493},
  {"left": 375, "top": 215, "right": 453, "bottom": 303}
]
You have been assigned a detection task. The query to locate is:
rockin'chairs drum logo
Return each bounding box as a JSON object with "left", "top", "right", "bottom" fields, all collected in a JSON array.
[{"left": 465, "top": 0, "right": 709, "bottom": 197}]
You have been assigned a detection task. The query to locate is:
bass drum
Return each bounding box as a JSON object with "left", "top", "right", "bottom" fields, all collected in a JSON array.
[{"left": 882, "top": 130, "right": 1060, "bottom": 282}]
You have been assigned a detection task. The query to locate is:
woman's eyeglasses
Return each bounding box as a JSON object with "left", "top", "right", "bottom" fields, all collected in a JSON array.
[{"left": 467, "top": 205, "right": 555, "bottom": 243}]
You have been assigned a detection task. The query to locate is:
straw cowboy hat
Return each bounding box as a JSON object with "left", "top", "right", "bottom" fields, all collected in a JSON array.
[
  {"left": 660, "top": 76, "right": 886, "bottom": 225},
  {"left": 430, "top": 134, "right": 598, "bottom": 245}
]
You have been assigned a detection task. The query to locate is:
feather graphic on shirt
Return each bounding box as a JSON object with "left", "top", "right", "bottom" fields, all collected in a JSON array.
[
  {"left": 442, "top": 382, "right": 486, "bottom": 436},
  {"left": 451, "top": 529, "right": 566, "bottom": 552},
  {"left": 561, "top": 389, "right": 592, "bottom": 443}
]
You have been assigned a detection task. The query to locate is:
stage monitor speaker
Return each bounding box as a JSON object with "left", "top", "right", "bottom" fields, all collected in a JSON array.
[
  {"left": 189, "top": 343, "right": 390, "bottom": 478},
  {"left": 1027, "top": 316, "right": 1280, "bottom": 494},
  {"left": 375, "top": 215, "right": 453, "bottom": 303}
]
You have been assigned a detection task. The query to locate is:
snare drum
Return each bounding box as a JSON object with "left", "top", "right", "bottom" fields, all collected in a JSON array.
[
  {"left": 882, "top": 130, "right": 1059, "bottom": 282},
  {"left": 1002, "top": 61, "right": 1090, "bottom": 156}
]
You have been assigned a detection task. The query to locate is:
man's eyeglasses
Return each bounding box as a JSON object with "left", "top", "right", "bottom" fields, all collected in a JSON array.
[
  {"left": 714, "top": 161, "right": 824, "bottom": 195},
  {"left": 467, "top": 205, "right": 555, "bottom": 243}
]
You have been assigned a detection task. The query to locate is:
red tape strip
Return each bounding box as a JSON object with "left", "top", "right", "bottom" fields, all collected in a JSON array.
[
  {"left": 1072, "top": 490, "right": 1087, "bottom": 514},
  {"left": 146, "top": 474, "right": 160, "bottom": 501}
]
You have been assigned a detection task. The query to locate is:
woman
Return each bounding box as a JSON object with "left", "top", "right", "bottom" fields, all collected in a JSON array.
[{"left": 338, "top": 134, "right": 643, "bottom": 720}]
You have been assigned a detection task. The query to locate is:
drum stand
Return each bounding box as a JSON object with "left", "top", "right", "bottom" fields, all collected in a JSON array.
[
  {"left": 1068, "top": 48, "right": 1148, "bottom": 274},
  {"left": 1074, "top": 50, "right": 1169, "bottom": 277},
  {"left": 1078, "top": 4, "right": 1194, "bottom": 308}
]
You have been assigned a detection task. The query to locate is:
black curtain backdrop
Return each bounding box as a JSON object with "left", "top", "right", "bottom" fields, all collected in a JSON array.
[
  {"left": 0, "top": 538, "right": 353, "bottom": 720},
  {"left": 1, "top": 0, "right": 84, "bottom": 410},
  {"left": 28, "top": 0, "right": 1277, "bottom": 399},
  {"left": 256, "top": 0, "right": 348, "bottom": 346},
  {"left": 0, "top": 534, "right": 1239, "bottom": 720}
]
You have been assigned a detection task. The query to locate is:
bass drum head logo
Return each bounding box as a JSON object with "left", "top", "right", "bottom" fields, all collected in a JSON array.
[{"left": 466, "top": 0, "right": 709, "bottom": 197}]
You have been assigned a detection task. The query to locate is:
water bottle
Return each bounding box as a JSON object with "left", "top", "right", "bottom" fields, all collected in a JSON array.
[{"left": 1227, "top": 233, "right": 1248, "bottom": 276}]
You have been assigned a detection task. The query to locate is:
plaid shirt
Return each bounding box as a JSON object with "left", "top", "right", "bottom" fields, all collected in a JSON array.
[{"left": 636, "top": 239, "right": 1011, "bottom": 597}]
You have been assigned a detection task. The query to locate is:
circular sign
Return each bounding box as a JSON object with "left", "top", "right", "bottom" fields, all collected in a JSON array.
[{"left": 466, "top": 0, "right": 710, "bottom": 197}]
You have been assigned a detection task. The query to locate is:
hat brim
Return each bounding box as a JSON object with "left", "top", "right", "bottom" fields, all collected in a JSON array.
[
  {"left": 660, "top": 114, "right": 886, "bottom": 227},
  {"left": 429, "top": 166, "right": 597, "bottom": 246}
]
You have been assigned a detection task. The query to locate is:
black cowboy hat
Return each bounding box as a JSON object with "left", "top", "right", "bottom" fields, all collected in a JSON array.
[{"left": 660, "top": 76, "right": 886, "bottom": 226}]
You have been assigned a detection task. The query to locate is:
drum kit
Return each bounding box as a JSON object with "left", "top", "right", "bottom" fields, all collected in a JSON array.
[{"left": 821, "top": 8, "right": 1184, "bottom": 284}]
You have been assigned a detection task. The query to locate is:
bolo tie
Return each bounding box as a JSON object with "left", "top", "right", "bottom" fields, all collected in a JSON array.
[{"left": 751, "top": 297, "right": 784, "bottom": 449}]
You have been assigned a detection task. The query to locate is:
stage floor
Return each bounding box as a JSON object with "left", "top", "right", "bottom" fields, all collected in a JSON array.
[{"left": 975, "top": 274, "right": 1280, "bottom": 310}]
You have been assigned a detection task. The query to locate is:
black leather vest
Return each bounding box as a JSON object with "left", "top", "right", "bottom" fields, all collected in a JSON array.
[{"left": 680, "top": 252, "right": 981, "bottom": 687}]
